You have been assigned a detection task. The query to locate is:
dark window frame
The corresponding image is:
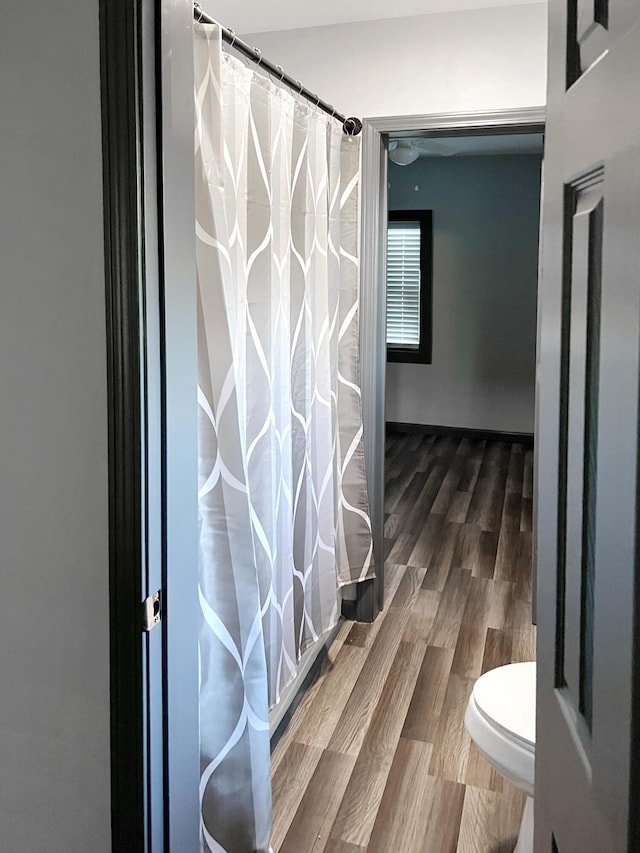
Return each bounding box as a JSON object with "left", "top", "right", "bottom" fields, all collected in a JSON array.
[{"left": 386, "top": 209, "right": 433, "bottom": 364}]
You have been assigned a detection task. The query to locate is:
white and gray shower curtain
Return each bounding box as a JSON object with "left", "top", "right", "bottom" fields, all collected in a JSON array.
[{"left": 195, "top": 22, "right": 373, "bottom": 852}]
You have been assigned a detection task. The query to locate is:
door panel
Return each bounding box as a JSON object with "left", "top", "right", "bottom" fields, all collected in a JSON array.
[
  {"left": 590, "top": 149, "right": 640, "bottom": 839},
  {"left": 536, "top": 0, "right": 640, "bottom": 850},
  {"left": 571, "top": 0, "right": 609, "bottom": 81},
  {"left": 558, "top": 174, "right": 603, "bottom": 733}
]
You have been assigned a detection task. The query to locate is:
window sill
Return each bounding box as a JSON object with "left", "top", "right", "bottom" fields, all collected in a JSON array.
[{"left": 386, "top": 348, "right": 431, "bottom": 365}]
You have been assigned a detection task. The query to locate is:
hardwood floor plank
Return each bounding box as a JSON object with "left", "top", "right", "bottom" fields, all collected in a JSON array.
[
  {"left": 452, "top": 523, "right": 482, "bottom": 573},
  {"left": 520, "top": 497, "right": 533, "bottom": 533},
  {"left": 456, "top": 784, "right": 526, "bottom": 853},
  {"left": 458, "top": 459, "right": 483, "bottom": 494},
  {"left": 486, "top": 579, "right": 516, "bottom": 632},
  {"left": 403, "top": 588, "right": 441, "bottom": 644},
  {"left": 465, "top": 741, "right": 504, "bottom": 793},
  {"left": 465, "top": 476, "right": 494, "bottom": 529},
  {"left": 385, "top": 433, "right": 411, "bottom": 469},
  {"left": 343, "top": 621, "right": 371, "bottom": 649},
  {"left": 387, "top": 531, "right": 420, "bottom": 565},
  {"left": 516, "top": 530, "right": 533, "bottom": 602},
  {"left": 407, "top": 431, "right": 425, "bottom": 452},
  {"left": 383, "top": 536, "right": 395, "bottom": 561},
  {"left": 451, "top": 577, "right": 492, "bottom": 679},
  {"left": 427, "top": 568, "right": 472, "bottom": 651},
  {"left": 407, "top": 512, "right": 446, "bottom": 568},
  {"left": 481, "top": 627, "right": 513, "bottom": 674},
  {"left": 403, "top": 463, "right": 448, "bottom": 534},
  {"left": 475, "top": 530, "right": 499, "bottom": 579},
  {"left": 501, "top": 489, "right": 523, "bottom": 532},
  {"left": 366, "top": 738, "right": 435, "bottom": 853},
  {"left": 431, "top": 455, "right": 464, "bottom": 515},
  {"left": 402, "top": 644, "right": 454, "bottom": 742},
  {"left": 271, "top": 619, "right": 356, "bottom": 772},
  {"left": 455, "top": 437, "right": 474, "bottom": 456},
  {"left": 321, "top": 841, "right": 365, "bottom": 853},
  {"left": 422, "top": 522, "right": 462, "bottom": 591},
  {"left": 384, "top": 458, "right": 419, "bottom": 513},
  {"left": 291, "top": 643, "right": 370, "bottom": 750},
  {"left": 428, "top": 674, "right": 474, "bottom": 783},
  {"left": 493, "top": 525, "right": 520, "bottom": 583},
  {"left": 494, "top": 488, "right": 524, "bottom": 584},
  {"left": 522, "top": 448, "right": 534, "bottom": 499},
  {"left": 383, "top": 477, "right": 401, "bottom": 514},
  {"left": 391, "top": 565, "right": 428, "bottom": 611},
  {"left": 481, "top": 440, "right": 509, "bottom": 471},
  {"left": 333, "top": 617, "right": 357, "bottom": 653},
  {"left": 446, "top": 490, "right": 473, "bottom": 524},
  {"left": 329, "top": 641, "right": 426, "bottom": 848},
  {"left": 458, "top": 442, "right": 485, "bottom": 492},
  {"left": 394, "top": 470, "right": 431, "bottom": 519},
  {"left": 505, "top": 444, "right": 525, "bottom": 494},
  {"left": 511, "top": 598, "right": 536, "bottom": 663},
  {"left": 385, "top": 429, "right": 407, "bottom": 451},
  {"left": 278, "top": 749, "right": 357, "bottom": 853},
  {"left": 417, "top": 775, "right": 466, "bottom": 853},
  {"left": 271, "top": 742, "right": 324, "bottom": 849},
  {"left": 415, "top": 434, "right": 437, "bottom": 471},
  {"left": 433, "top": 435, "right": 460, "bottom": 459},
  {"left": 327, "top": 598, "right": 415, "bottom": 756},
  {"left": 383, "top": 512, "right": 404, "bottom": 540},
  {"left": 384, "top": 561, "right": 409, "bottom": 603},
  {"left": 485, "top": 480, "right": 507, "bottom": 533}
]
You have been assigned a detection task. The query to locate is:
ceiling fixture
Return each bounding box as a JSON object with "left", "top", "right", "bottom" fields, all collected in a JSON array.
[
  {"left": 388, "top": 140, "right": 420, "bottom": 166},
  {"left": 388, "top": 136, "right": 463, "bottom": 165}
]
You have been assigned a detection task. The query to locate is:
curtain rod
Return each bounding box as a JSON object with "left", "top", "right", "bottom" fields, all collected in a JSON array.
[{"left": 193, "top": 3, "right": 362, "bottom": 136}]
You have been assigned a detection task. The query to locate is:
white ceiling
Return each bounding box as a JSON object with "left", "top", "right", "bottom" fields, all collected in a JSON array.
[
  {"left": 389, "top": 133, "right": 545, "bottom": 159},
  {"left": 207, "top": 0, "right": 542, "bottom": 35}
]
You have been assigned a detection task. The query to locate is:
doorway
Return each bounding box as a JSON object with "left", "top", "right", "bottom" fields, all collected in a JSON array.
[
  {"left": 383, "top": 126, "right": 543, "bottom": 585},
  {"left": 357, "top": 107, "right": 545, "bottom": 618}
]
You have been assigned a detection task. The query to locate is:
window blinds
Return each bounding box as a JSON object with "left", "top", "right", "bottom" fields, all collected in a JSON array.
[{"left": 386, "top": 221, "right": 421, "bottom": 347}]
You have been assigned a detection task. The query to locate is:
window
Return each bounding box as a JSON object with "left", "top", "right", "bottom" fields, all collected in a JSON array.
[{"left": 386, "top": 210, "right": 432, "bottom": 363}]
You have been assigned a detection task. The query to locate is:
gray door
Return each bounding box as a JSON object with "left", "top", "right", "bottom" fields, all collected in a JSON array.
[{"left": 535, "top": 0, "right": 640, "bottom": 850}]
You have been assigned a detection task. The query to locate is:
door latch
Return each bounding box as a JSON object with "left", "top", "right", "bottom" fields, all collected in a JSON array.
[{"left": 142, "top": 590, "right": 162, "bottom": 632}]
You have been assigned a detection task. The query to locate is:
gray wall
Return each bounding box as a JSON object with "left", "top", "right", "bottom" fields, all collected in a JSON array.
[
  {"left": 0, "top": 2, "right": 111, "bottom": 850},
  {"left": 241, "top": 3, "right": 547, "bottom": 119},
  {"left": 386, "top": 154, "right": 542, "bottom": 434}
]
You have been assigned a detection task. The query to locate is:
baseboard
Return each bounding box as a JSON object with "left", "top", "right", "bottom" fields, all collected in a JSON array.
[{"left": 386, "top": 421, "right": 534, "bottom": 447}]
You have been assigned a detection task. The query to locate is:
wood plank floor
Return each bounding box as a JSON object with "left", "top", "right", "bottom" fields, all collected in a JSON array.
[{"left": 271, "top": 432, "right": 536, "bottom": 853}]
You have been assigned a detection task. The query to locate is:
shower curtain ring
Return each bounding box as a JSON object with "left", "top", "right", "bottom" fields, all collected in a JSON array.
[
  {"left": 296, "top": 80, "right": 304, "bottom": 95},
  {"left": 194, "top": 2, "right": 203, "bottom": 22},
  {"left": 276, "top": 65, "right": 286, "bottom": 82},
  {"left": 254, "top": 47, "right": 263, "bottom": 66},
  {"left": 313, "top": 93, "right": 320, "bottom": 107},
  {"left": 228, "top": 28, "right": 237, "bottom": 48}
]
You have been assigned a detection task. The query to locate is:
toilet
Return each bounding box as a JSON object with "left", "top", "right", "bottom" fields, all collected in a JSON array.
[{"left": 464, "top": 661, "right": 536, "bottom": 853}]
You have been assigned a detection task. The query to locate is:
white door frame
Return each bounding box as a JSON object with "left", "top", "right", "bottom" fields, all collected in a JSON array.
[
  {"left": 359, "top": 106, "right": 546, "bottom": 614},
  {"left": 158, "top": 0, "right": 201, "bottom": 847}
]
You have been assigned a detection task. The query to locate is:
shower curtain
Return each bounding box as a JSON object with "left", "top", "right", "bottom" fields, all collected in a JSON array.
[{"left": 194, "top": 22, "right": 373, "bottom": 852}]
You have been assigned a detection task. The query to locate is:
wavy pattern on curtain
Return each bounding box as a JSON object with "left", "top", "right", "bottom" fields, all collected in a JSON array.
[{"left": 194, "top": 23, "right": 373, "bottom": 852}]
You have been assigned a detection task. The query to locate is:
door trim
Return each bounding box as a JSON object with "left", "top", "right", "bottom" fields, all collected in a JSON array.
[
  {"left": 101, "top": 0, "right": 200, "bottom": 848},
  {"left": 157, "top": 0, "right": 201, "bottom": 848},
  {"left": 358, "top": 106, "right": 546, "bottom": 619},
  {"left": 100, "top": 0, "right": 146, "bottom": 846}
]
